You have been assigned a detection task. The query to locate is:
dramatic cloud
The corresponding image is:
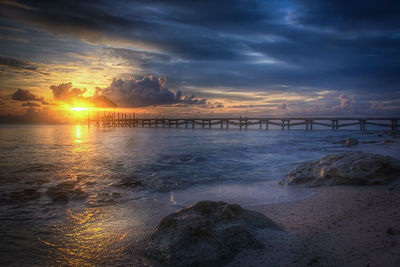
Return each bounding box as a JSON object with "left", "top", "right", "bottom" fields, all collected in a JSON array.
[
  {"left": 11, "top": 88, "right": 39, "bottom": 101},
  {"left": 295, "top": 0, "right": 400, "bottom": 32},
  {"left": 22, "top": 101, "right": 40, "bottom": 107},
  {"left": 104, "top": 47, "right": 171, "bottom": 65},
  {"left": 49, "top": 82, "right": 116, "bottom": 107},
  {"left": 276, "top": 102, "right": 288, "bottom": 111},
  {"left": 181, "top": 95, "right": 207, "bottom": 105},
  {"left": 102, "top": 75, "right": 206, "bottom": 107},
  {"left": 11, "top": 88, "right": 52, "bottom": 105},
  {"left": 332, "top": 94, "right": 354, "bottom": 111},
  {"left": 0, "top": 57, "right": 36, "bottom": 70},
  {"left": 0, "top": 56, "right": 49, "bottom": 75},
  {"left": 1, "top": 0, "right": 399, "bottom": 116},
  {"left": 50, "top": 82, "right": 87, "bottom": 102}
]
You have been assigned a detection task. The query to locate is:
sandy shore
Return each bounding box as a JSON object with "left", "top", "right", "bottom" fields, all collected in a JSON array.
[
  {"left": 135, "top": 185, "right": 400, "bottom": 267},
  {"left": 227, "top": 185, "right": 400, "bottom": 267}
]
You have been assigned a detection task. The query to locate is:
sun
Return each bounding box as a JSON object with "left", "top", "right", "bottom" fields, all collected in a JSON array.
[
  {"left": 68, "top": 106, "right": 91, "bottom": 122},
  {"left": 71, "top": 107, "right": 89, "bottom": 112}
]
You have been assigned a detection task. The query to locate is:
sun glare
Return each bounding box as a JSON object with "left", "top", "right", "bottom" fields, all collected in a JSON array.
[{"left": 71, "top": 107, "right": 89, "bottom": 112}]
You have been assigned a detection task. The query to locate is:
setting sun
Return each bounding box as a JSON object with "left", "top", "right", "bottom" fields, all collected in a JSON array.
[{"left": 71, "top": 107, "right": 89, "bottom": 112}]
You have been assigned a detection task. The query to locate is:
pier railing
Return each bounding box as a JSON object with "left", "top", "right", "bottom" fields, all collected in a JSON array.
[{"left": 89, "top": 114, "right": 399, "bottom": 131}]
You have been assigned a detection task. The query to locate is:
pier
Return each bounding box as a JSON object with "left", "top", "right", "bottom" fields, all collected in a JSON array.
[{"left": 89, "top": 113, "right": 399, "bottom": 131}]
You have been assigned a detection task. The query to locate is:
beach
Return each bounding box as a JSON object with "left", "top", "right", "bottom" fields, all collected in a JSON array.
[
  {"left": 131, "top": 184, "right": 400, "bottom": 267},
  {"left": 225, "top": 185, "right": 400, "bottom": 267}
]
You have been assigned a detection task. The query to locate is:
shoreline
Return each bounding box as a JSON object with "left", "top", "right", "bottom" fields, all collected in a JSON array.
[
  {"left": 135, "top": 184, "right": 400, "bottom": 266},
  {"left": 227, "top": 185, "right": 400, "bottom": 266}
]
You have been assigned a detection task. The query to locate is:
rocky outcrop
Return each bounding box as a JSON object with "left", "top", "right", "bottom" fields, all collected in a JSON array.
[
  {"left": 333, "top": 137, "right": 359, "bottom": 146},
  {"left": 145, "top": 201, "right": 280, "bottom": 266},
  {"left": 46, "top": 181, "right": 88, "bottom": 202},
  {"left": 281, "top": 152, "right": 400, "bottom": 187},
  {"left": 345, "top": 137, "right": 359, "bottom": 146}
]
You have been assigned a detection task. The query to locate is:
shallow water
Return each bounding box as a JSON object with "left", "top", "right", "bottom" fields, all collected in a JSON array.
[{"left": 0, "top": 125, "right": 399, "bottom": 265}]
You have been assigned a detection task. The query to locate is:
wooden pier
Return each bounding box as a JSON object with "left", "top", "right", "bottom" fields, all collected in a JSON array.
[{"left": 89, "top": 113, "right": 399, "bottom": 131}]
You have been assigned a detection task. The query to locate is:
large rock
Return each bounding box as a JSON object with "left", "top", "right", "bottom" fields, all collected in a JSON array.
[
  {"left": 145, "top": 201, "right": 279, "bottom": 266},
  {"left": 46, "top": 181, "right": 88, "bottom": 202},
  {"left": 345, "top": 137, "right": 359, "bottom": 146},
  {"left": 333, "top": 137, "right": 359, "bottom": 146},
  {"left": 280, "top": 152, "right": 400, "bottom": 187}
]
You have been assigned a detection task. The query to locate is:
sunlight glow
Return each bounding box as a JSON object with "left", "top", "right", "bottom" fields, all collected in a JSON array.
[{"left": 71, "top": 107, "right": 89, "bottom": 112}]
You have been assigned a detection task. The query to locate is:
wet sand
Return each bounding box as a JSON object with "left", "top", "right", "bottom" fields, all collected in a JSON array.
[{"left": 229, "top": 185, "right": 400, "bottom": 267}]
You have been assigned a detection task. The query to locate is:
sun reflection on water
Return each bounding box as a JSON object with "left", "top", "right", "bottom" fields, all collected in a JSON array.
[
  {"left": 75, "top": 125, "right": 82, "bottom": 143},
  {"left": 39, "top": 207, "right": 135, "bottom": 266}
]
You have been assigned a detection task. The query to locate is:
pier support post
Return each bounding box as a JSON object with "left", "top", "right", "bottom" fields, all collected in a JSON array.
[
  {"left": 391, "top": 120, "right": 398, "bottom": 131},
  {"left": 266, "top": 120, "right": 269, "bottom": 131},
  {"left": 359, "top": 120, "right": 366, "bottom": 132}
]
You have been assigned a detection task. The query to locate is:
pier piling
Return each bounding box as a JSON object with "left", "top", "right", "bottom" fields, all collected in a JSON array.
[{"left": 89, "top": 116, "right": 399, "bottom": 132}]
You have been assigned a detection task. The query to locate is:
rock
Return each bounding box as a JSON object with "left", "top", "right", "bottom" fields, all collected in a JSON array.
[
  {"left": 333, "top": 137, "right": 358, "bottom": 146},
  {"left": 0, "top": 188, "right": 41, "bottom": 204},
  {"left": 46, "top": 181, "right": 88, "bottom": 202},
  {"left": 386, "top": 227, "right": 395, "bottom": 235},
  {"left": 280, "top": 152, "right": 400, "bottom": 187},
  {"left": 345, "top": 138, "right": 359, "bottom": 146},
  {"left": 145, "top": 201, "right": 280, "bottom": 266}
]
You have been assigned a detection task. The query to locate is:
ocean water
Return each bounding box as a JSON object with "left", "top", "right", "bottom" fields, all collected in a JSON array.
[{"left": 0, "top": 125, "right": 399, "bottom": 265}]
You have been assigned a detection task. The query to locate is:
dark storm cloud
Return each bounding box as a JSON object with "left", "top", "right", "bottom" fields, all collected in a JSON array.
[
  {"left": 102, "top": 75, "right": 206, "bottom": 107},
  {"left": 50, "top": 82, "right": 87, "bottom": 102},
  {"left": 11, "top": 88, "right": 52, "bottom": 105},
  {"left": 11, "top": 88, "right": 39, "bottom": 101},
  {"left": 0, "top": 56, "right": 50, "bottom": 75},
  {"left": 103, "top": 47, "right": 171, "bottom": 65},
  {"left": 0, "top": 56, "right": 37, "bottom": 70},
  {"left": 22, "top": 101, "right": 41, "bottom": 107},
  {"left": 1, "top": 0, "right": 399, "bottom": 101},
  {"left": 295, "top": 0, "right": 400, "bottom": 32}
]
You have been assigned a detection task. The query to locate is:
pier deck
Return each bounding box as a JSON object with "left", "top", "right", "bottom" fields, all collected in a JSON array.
[{"left": 89, "top": 114, "right": 399, "bottom": 131}]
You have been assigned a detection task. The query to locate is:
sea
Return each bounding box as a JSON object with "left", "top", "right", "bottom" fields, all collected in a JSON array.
[{"left": 0, "top": 124, "right": 399, "bottom": 265}]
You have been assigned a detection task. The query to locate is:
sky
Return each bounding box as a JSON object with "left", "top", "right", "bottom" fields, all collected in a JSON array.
[{"left": 0, "top": 0, "right": 399, "bottom": 122}]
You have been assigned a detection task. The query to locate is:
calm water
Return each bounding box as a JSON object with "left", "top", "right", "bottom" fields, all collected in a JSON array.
[{"left": 0, "top": 125, "right": 399, "bottom": 265}]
